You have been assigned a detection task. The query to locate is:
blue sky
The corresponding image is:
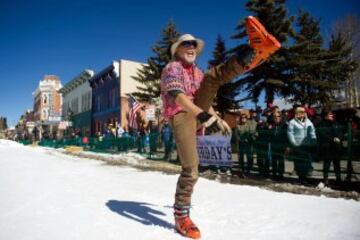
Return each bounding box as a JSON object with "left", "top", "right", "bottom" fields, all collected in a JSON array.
[{"left": 0, "top": 0, "right": 359, "bottom": 126}]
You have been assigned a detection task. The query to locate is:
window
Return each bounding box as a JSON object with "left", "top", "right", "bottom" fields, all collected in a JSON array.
[
  {"left": 43, "top": 94, "right": 48, "bottom": 104},
  {"left": 96, "top": 95, "right": 101, "bottom": 112},
  {"left": 109, "top": 91, "right": 112, "bottom": 108},
  {"left": 81, "top": 92, "right": 91, "bottom": 112},
  {"left": 43, "top": 109, "right": 47, "bottom": 119},
  {"left": 87, "top": 92, "right": 91, "bottom": 110},
  {"left": 71, "top": 97, "right": 79, "bottom": 114},
  {"left": 81, "top": 94, "right": 86, "bottom": 112}
]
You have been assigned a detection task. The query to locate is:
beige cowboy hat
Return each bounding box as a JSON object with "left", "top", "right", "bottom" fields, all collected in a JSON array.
[{"left": 171, "top": 34, "right": 204, "bottom": 58}]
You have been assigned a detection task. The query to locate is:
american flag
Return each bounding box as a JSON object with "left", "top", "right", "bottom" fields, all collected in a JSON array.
[{"left": 128, "top": 95, "right": 141, "bottom": 129}]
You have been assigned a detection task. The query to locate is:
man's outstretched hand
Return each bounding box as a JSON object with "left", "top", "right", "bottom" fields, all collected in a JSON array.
[{"left": 197, "top": 112, "right": 231, "bottom": 136}]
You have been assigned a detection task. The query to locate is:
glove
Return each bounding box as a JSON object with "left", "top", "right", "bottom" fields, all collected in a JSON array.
[
  {"left": 218, "top": 119, "right": 232, "bottom": 136},
  {"left": 197, "top": 112, "right": 232, "bottom": 136},
  {"left": 196, "top": 111, "right": 221, "bottom": 134}
]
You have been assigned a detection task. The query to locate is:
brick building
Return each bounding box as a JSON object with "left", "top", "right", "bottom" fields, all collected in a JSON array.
[{"left": 32, "top": 75, "right": 62, "bottom": 137}]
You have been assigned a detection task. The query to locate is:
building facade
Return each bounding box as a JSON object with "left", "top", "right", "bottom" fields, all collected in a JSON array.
[
  {"left": 89, "top": 59, "right": 144, "bottom": 135},
  {"left": 32, "top": 75, "right": 62, "bottom": 138},
  {"left": 59, "top": 69, "right": 94, "bottom": 136},
  {"left": 32, "top": 75, "right": 62, "bottom": 122}
]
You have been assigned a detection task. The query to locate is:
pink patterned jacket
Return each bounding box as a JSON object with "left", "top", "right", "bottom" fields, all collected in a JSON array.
[{"left": 160, "top": 60, "right": 204, "bottom": 119}]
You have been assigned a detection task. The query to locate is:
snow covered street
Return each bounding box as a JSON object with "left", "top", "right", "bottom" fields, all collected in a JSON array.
[{"left": 0, "top": 140, "right": 359, "bottom": 240}]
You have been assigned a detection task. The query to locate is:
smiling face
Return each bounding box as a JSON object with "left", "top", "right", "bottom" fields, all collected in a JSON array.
[{"left": 175, "top": 41, "right": 198, "bottom": 64}]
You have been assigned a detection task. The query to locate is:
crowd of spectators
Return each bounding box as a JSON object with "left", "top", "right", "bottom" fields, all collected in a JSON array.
[
  {"left": 232, "top": 104, "right": 360, "bottom": 185},
  {"left": 12, "top": 103, "right": 360, "bottom": 186}
]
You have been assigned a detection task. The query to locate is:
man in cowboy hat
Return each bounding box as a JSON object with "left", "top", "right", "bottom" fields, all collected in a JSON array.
[{"left": 160, "top": 16, "right": 281, "bottom": 239}]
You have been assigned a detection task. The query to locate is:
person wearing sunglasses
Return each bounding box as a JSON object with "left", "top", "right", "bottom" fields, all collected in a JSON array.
[{"left": 160, "top": 16, "right": 281, "bottom": 239}]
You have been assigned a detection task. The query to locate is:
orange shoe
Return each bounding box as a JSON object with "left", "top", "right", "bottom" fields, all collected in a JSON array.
[
  {"left": 175, "top": 216, "right": 201, "bottom": 239},
  {"left": 244, "top": 16, "right": 281, "bottom": 71}
]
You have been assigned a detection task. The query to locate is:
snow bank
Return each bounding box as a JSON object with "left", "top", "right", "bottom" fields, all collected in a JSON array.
[
  {"left": 55, "top": 148, "right": 181, "bottom": 173},
  {"left": 0, "top": 139, "right": 23, "bottom": 148},
  {"left": 0, "top": 143, "right": 360, "bottom": 240}
]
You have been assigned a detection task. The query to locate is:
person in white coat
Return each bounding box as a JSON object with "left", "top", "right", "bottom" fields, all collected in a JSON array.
[{"left": 287, "top": 107, "right": 317, "bottom": 183}]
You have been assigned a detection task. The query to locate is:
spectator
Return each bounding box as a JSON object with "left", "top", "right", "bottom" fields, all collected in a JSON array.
[
  {"left": 96, "top": 131, "right": 103, "bottom": 141},
  {"left": 122, "top": 125, "right": 130, "bottom": 137},
  {"left": 137, "top": 122, "right": 147, "bottom": 153},
  {"left": 247, "top": 110, "right": 258, "bottom": 172},
  {"left": 255, "top": 117, "right": 271, "bottom": 177},
  {"left": 148, "top": 121, "right": 159, "bottom": 155},
  {"left": 269, "top": 111, "right": 288, "bottom": 179},
  {"left": 318, "top": 110, "right": 343, "bottom": 185},
  {"left": 32, "top": 126, "right": 39, "bottom": 141},
  {"left": 161, "top": 119, "right": 173, "bottom": 161},
  {"left": 249, "top": 109, "right": 258, "bottom": 122},
  {"left": 116, "top": 123, "right": 125, "bottom": 138},
  {"left": 264, "top": 107, "right": 273, "bottom": 124},
  {"left": 303, "top": 103, "right": 315, "bottom": 119},
  {"left": 287, "top": 106, "right": 317, "bottom": 183},
  {"left": 105, "top": 124, "right": 115, "bottom": 139},
  {"left": 255, "top": 106, "right": 263, "bottom": 122},
  {"left": 281, "top": 109, "right": 290, "bottom": 123},
  {"left": 234, "top": 113, "right": 254, "bottom": 175}
]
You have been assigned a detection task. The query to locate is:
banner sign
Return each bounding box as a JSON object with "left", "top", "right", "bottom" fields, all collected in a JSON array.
[
  {"left": 196, "top": 135, "right": 233, "bottom": 167},
  {"left": 145, "top": 107, "right": 156, "bottom": 121}
]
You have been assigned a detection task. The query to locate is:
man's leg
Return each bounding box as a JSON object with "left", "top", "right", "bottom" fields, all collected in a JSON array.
[
  {"left": 170, "top": 112, "right": 199, "bottom": 207},
  {"left": 195, "top": 16, "right": 281, "bottom": 111},
  {"left": 278, "top": 151, "right": 285, "bottom": 177},
  {"left": 323, "top": 157, "right": 331, "bottom": 183},
  {"left": 195, "top": 56, "right": 245, "bottom": 111},
  {"left": 271, "top": 152, "right": 278, "bottom": 176},
  {"left": 170, "top": 112, "right": 201, "bottom": 239},
  {"left": 256, "top": 144, "right": 265, "bottom": 175},
  {"left": 246, "top": 144, "right": 254, "bottom": 173},
  {"left": 238, "top": 143, "right": 245, "bottom": 173},
  {"left": 333, "top": 157, "right": 342, "bottom": 182}
]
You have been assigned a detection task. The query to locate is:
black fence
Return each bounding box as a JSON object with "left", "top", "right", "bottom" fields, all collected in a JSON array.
[{"left": 19, "top": 125, "right": 360, "bottom": 185}]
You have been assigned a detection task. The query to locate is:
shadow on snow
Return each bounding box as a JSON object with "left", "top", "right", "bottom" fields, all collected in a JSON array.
[{"left": 106, "top": 200, "right": 174, "bottom": 230}]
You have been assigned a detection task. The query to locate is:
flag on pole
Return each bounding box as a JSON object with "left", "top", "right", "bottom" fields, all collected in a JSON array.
[{"left": 128, "top": 95, "right": 141, "bottom": 129}]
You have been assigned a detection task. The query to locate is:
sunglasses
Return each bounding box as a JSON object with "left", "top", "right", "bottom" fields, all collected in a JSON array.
[{"left": 180, "top": 40, "right": 197, "bottom": 48}]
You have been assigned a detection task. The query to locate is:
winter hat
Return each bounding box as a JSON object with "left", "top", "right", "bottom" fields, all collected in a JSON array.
[
  {"left": 295, "top": 107, "right": 306, "bottom": 114},
  {"left": 171, "top": 34, "right": 204, "bottom": 58}
]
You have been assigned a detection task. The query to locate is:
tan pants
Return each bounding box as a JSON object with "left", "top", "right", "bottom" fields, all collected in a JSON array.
[{"left": 171, "top": 56, "right": 245, "bottom": 206}]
